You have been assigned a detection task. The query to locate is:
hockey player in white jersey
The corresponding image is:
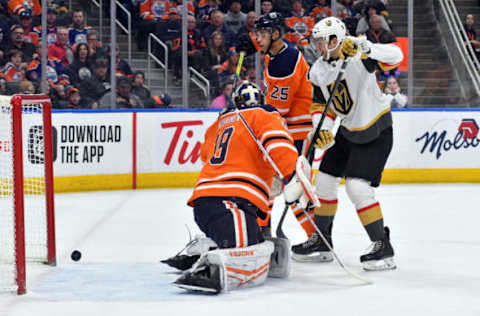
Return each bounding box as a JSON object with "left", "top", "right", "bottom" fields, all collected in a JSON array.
[{"left": 291, "top": 17, "right": 403, "bottom": 271}]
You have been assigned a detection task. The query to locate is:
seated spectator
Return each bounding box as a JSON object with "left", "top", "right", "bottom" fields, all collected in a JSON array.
[
  {"left": 4, "top": 25, "right": 35, "bottom": 63},
  {"left": 309, "top": 0, "right": 331, "bottom": 22},
  {"left": 53, "top": 3, "right": 71, "bottom": 27},
  {"left": 196, "top": 0, "right": 220, "bottom": 29},
  {"left": 19, "top": 79, "right": 35, "bottom": 94},
  {"left": 158, "top": 8, "right": 182, "bottom": 79},
  {"left": 86, "top": 29, "right": 105, "bottom": 61},
  {"left": 463, "top": 14, "right": 480, "bottom": 61},
  {"left": 18, "top": 10, "right": 38, "bottom": 45},
  {"left": 48, "top": 26, "right": 72, "bottom": 66},
  {"left": 137, "top": 0, "right": 168, "bottom": 51},
  {"left": 356, "top": 3, "right": 391, "bottom": 35},
  {"left": 285, "top": 1, "right": 314, "bottom": 45},
  {"left": 68, "top": 9, "right": 90, "bottom": 46},
  {"left": 237, "top": 11, "right": 256, "bottom": 39},
  {"left": 0, "top": 19, "right": 10, "bottom": 66},
  {"left": 27, "top": 39, "right": 70, "bottom": 98},
  {"left": 65, "top": 85, "right": 97, "bottom": 109},
  {"left": 110, "top": 76, "right": 142, "bottom": 108},
  {"left": 260, "top": 0, "right": 273, "bottom": 15},
  {"left": 383, "top": 76, "right": 407, "bottom": 108},
  {"left": 131, "top": 70, "right": 155, "bottom": 107},
  {"left": 106, "top": 43, "right": 133, "bottom": 78},
  {"left": 186, "top": 15, "right": 206, "bottom": 70},
  {"left": 217, "top": 48, "right": 244, "bottom": 85},
  {"left": 210, "top": 81, "right": 233, "bottom": 108},
  {"left": 224, "top": 0, "right": 246, "bottom": 34},
  {"left": 203, "top": 10, "right": 236, "bottom": 49},
  {"left": 32, "top": 7, "right": 59, "bottom": 45},
  {"left": 68, "top": 42, "right": 92, "bottom": 86},
  {"left": 166, "top": 0, "right": 195, "bottom": 18},
  {"left": 203, "top": 31, "right": 227, "bottom": 91},
  {"left": 2, "top": 49, "right": 26, "bottom": 82},
  {"left": 77, "top": 59, "right": 110, "bottom": 106},
  {"left": 7, "top": 0, "right": 41, "bottom": 16},
  {"left": 365, "top": 14, "right": 395, "bottom": 44}
]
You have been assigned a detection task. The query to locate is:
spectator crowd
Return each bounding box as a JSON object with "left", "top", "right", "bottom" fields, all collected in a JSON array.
[{"left": 0, "top": 0, "right": 405, "bottom": 108}]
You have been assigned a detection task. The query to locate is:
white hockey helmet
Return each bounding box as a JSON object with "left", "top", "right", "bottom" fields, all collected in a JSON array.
[
  {"left": 233, "top": 81, "right": 263, "bottom": 108},
  {"left": 312, "top": 17, "right": 346, "bottom": 58}
]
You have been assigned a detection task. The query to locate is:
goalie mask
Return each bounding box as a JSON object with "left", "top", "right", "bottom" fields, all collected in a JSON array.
[
  {"left": 233, "top": 81, "right": 263, "bottom": 108},
  {"left": 312, "top": 17, "right": 346, "bottom": 60}
]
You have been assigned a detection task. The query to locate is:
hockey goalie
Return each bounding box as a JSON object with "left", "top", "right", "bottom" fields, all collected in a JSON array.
[{"left": 161, "top": 81, "right": 318, "bottom": 293}]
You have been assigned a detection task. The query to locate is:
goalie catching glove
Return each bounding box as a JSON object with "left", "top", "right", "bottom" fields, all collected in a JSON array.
[{"left": 283, "top": 156, "right": 321, "bottom": 209}]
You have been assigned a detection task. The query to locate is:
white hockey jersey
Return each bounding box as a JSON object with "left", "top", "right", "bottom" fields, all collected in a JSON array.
[{"left": 309, "top": 41, "right": 403, "bottom": 144}]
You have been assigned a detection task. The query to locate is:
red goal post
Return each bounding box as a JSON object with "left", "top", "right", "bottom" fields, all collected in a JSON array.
[{"left": 0, "top": 94, "right": 56, "bottom": 295}]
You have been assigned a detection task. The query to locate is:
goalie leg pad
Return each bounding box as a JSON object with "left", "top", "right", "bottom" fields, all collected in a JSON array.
[
  {"left": 180, "top": 240, "right": 274, "bottom": 293},
  {"left": 174, "top": 241, "right": 274, "bottom": 294},
  {"left": 268, "top": 237, "right": 291, "bottom": 278}
]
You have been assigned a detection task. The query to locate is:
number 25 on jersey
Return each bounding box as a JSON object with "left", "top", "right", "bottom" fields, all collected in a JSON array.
[{"left": 270, "top": 86, "right": 290, "bottom": 101}]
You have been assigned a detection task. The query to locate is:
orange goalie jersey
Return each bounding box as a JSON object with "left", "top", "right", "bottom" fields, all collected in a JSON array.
[
  {"left": 264, "top": 44, "right": 313, "bottom": 141},
  {"left": 187, "top": 105, "right": 298, "bottom": 212}
]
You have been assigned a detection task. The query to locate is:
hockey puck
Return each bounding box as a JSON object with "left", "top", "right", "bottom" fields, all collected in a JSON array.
[{"left": 71, "top": 250, "right": 82, "bottom": 262}]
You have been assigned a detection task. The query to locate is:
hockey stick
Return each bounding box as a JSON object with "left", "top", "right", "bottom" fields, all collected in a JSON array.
[
  {"left": 302, "top": 208, "right": 373, "bottom": 285},
  {"left": 275, "top": 59, "right": 349, "bottom": 239},
  {"left": 233, "top": 51, "right": 288, "bottom": 184}
]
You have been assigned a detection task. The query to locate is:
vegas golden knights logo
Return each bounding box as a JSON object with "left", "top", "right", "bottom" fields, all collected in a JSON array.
[{"left": 327, "top": 78, "right": 353, "bottom": 115}]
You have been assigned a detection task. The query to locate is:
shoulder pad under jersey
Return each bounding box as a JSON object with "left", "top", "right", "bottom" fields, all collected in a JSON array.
[{"left": 267, "top": 46, "right": 300, "bottom": 78}]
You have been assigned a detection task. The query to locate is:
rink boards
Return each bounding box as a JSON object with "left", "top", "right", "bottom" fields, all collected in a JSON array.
[{"left": 37, "top": 108, "right": 480, "bottom": 192}]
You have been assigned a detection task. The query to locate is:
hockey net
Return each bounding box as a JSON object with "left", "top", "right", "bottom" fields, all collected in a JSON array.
[{"left": 0, "top": 94, "right": 55, "bottom": 295}]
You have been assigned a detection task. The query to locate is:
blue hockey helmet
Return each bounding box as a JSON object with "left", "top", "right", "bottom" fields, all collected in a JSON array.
[{"left": 233, "top": 81, "right": 263, "bottom": 108}]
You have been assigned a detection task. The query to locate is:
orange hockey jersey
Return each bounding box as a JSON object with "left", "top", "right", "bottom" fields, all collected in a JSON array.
[
  {"left": 285, "top": 16, "right": 314, "bottom": 45},
  {"left": 264, "top": 44, "right": 313, "bottom": 141},
  {"left": 8, "top": 0, "right": 41, "bottom": 15},
  {"left": 187, "top": 105, "right": 298, "bottom": 212}
]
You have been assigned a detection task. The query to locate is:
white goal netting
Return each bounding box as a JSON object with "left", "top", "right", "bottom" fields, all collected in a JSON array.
[{"left": 0, "top": 95, "right": 53, "bottom": 293}]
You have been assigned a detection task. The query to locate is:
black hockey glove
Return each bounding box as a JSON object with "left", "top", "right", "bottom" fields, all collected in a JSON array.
[{"left": 236, "top": 33, "right": 257, "bottom": 57}]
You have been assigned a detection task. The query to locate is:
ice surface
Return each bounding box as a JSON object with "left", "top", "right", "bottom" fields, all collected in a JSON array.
[{"left": 1, "top": 184, "right": 479, "bottom": 316}]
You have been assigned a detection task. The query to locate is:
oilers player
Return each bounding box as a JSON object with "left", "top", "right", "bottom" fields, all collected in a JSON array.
[
  {"left": 166, "top": 82, "right": 317, "bottom": 293},
  {"left": 292, "top": 17, "right": 403, "bottom": 271},
  {"left": 237, "top": 12, "right": 317, "bottom": 240}
]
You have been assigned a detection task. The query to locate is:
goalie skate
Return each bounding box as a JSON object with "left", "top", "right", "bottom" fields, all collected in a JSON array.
[
  {"left": 360, "top": 227, "right": 396, "bottom": 271},
  {"left": 161, "top": 235, "right": 217, "bottom": 271},
  {"left": 291, "top": 232, "right": 333, "bottom": 262},
  {"left": 173, "top": 258, "right": 223, "bottom": 294}
]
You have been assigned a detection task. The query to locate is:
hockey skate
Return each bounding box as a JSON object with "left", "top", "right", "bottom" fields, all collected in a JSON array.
[
  {"left": 360, "top": 227, "right": 396, "bottom": 271},
  {"left": 291, "top": 232, "right": 333, "bottom": 262},
  {"left": 161, "top": 235, "right": 217, "bottom": 271},
  {"left": 173, "top": 257, "right": 223, "bottom": 294}
]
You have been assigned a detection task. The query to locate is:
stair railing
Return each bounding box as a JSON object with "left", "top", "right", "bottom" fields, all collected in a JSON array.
[
  {"left": 147, "top": 34, "right": 168, "bottom": 92},
  {"left": 438, "top": 0, "right": 480, "bottom": 101},
  {"left": 189, "top": 67, "right": 211, "bottom": 106},
  {"left": 91, "top": 0, "right": 103, "bottom": 50},
  {"left": 90, "top": 0, "right": 131, "bottom": 65},
  {"left": 447, "top": 0, "right": 480, "bottom": 70}
]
